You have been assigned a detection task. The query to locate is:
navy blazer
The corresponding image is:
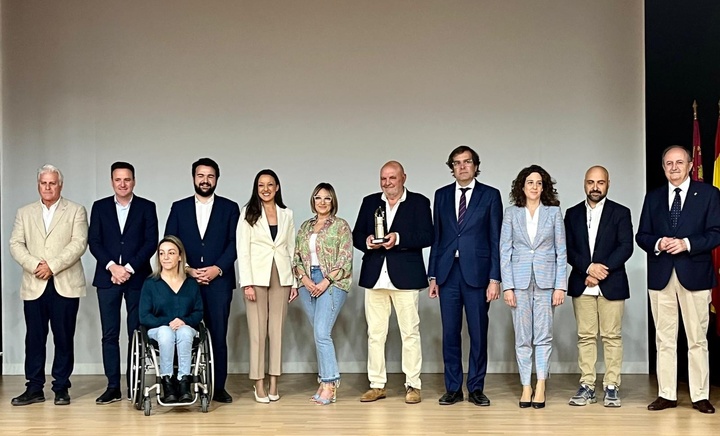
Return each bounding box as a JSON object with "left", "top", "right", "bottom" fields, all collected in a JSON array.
[
  {"left": 165, "top": 195, "right": 240, "bottom": 291},
  {"left": 636, "top": 180, "right": 720, "bottom": 291},
  {"left": 352, "top": 190, "right": 433, "bottom": 290},
  {"left": 428, "top": 181, "right": 503, "bottom": 288},
  {"left": 88, "top": 195, "right": 158, "bottom": 289},
  {"left": 564, "top": 199, "right": 633, "bottom": 300}
]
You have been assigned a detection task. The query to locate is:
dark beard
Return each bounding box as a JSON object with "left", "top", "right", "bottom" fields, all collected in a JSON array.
[{"left": 194, "top": 183, "right": 216, "bottom": 198}]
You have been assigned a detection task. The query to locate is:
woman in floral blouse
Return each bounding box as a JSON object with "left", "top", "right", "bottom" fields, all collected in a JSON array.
[{"left": 294, "top": 182, "right": 353, "bottom": 405}]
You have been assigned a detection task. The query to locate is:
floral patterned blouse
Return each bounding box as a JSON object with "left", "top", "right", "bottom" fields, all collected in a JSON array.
[{"left": 294, "top": 215, "right": 353, "bottom": 292}]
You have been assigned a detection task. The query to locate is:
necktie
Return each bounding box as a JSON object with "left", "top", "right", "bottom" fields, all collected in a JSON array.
[
  {"left": 458, "top": 187, "right": 470, "bottom": 225},
  {"left": 670, "top": 187, "right": 681, "bottom": 229}
]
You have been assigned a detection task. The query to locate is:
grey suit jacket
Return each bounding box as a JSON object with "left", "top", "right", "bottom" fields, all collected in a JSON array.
[
  {"left": 500, "top": 204, "right": 567, "bottom": 291},
  {"left": 9, "top": 197, "right": 89, "bottom": 300}
]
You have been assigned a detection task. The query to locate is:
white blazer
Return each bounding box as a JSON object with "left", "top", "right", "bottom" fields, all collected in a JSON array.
[
  {"left": 9, "top": 198, "right": 89, "bottom": 300},
  {"left": 237, "top": 204, "right": 296, "bottom": 288}
]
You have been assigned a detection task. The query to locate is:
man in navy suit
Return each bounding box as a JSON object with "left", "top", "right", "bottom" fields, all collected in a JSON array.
[
  {"left": 165, "top": 157, "right": 240, "bottom": 403},
  {"left": 636, "top": 145, "right": 720, "bottom": 414},
  {"left": 428, "top": 145, "right": 502, "bottom": 406},
  {"left": 353, "top": 161, "right": 433, "bottom": 404},
  {"left": 564, "top": 166, "right": 633, "bottom": 408},
  {"left": 89, "top": 162, "right": 158, "bottom": 404}
]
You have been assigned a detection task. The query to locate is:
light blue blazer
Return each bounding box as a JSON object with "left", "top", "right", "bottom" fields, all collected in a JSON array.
[{"left": 500, "top": 205, "right": 567, "bottom": 291}]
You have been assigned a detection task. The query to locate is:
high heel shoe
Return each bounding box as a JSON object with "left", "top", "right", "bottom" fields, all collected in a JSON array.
[
  {"left": 253, "top": 386, "right": 270, "bottom": 404},
  {"left": 315, "top": 382, "right": 336, "bottom": 406},
  {"left": 519, "top": 390, "right": 533, "bottom": 408},
  {"left": 268, "top": 390, "right": 280, "bottom": 402},
  {"left": 532, "top": 392, "right": 545, "bottom": 409}
]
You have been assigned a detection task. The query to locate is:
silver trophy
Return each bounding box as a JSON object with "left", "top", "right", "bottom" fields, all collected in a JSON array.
[{"left": 372, "top": 207, "right": 389, "bottom": 244}]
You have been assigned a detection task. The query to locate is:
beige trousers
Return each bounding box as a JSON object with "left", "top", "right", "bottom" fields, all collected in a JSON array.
[
  {"left": 246, "top": 261, "right": 290, "bottom": 380},
  {"left": 572, "top": 294, "right": 624, "bottom": 390},
  {"left": 365, "top": 289, "right": 422, "bottom": 389},
  {"left": 649, "top": 269, "right": 711, "bottom": 402}
]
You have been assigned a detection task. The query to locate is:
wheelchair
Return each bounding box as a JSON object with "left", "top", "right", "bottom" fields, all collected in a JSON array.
[{"left": 129, "top": 322, "right": 214, "bottom": 416}]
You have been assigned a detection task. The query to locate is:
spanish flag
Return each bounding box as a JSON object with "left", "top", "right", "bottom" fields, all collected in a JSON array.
[{"left": 712, "top": 101, "right": 720, "bottom": 334}]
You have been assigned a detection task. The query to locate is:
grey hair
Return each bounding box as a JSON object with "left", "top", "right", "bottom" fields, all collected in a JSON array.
[{"left": 37, "top": 164, "right": 64, "bottom": 185}]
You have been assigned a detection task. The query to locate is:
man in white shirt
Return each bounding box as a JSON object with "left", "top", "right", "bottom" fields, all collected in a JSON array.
[
  {"left": 636, "top": 145, "right": 720, "bottom": 414},
  {"left": 165, "top": 158, "right": 240, "bottom": 403},
  {"left": 9, "top": 164, "right": 88, "bottom": 406},
  {"left": 564, "top": 166, "right": 633, "bottom": 407},
  {"left": 352, "top": 161, "right": 433, "bottom": 404},
  {"left": 88, "top": 162, "right": 158, "bottom": 404}
]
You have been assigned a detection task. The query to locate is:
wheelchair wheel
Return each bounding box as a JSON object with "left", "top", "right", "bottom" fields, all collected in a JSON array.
[
  {"left": 130, "top": 329, "right": 146, "bottom": 410},
  {"left": 200, "top": 395, "right": 209, "bottom": 413},
  {"left": 143, "top": 397, "right": 151, "bottom": 416},
  {"left": 202, "top": 331, "right": 215, "bottom": 401}
]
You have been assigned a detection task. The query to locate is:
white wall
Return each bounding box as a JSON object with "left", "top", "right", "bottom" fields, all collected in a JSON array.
[{"left": 1, "top": 0, "right": 646, "bottom": 376}]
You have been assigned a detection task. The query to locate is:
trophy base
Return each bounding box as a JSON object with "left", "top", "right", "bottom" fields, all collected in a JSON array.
[{"left": 371, "top": 237, "right": 389, "bottom": 244}]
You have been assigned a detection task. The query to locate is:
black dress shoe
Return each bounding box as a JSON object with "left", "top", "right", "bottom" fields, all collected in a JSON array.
[
  {"left": 11, "top": 390, "right": 45, "bottom": 406},
  {"left": 692, "top": 399, "right": 715, "bottom": 414},
  {"left": 54, "top": 390, "right": 71, "bottom": 406},
  {"left": 212, "top": 388, "right": 233, "bottom": 403},
  {"left": 531, "top": 399, "right": 545, "bottom": 409},
  {"left": 96, "top": 388, "right": 122, "bottom": 405},
  {"left": 438, "top": 391, "right": 464, "bottom": 405},
  {"left": 468, "top": 390, "right": 491, "bottom": 406},
  {"left": 519, "top": 393, "right": 532, "bottom": 408},
  {"left": 647, "top": 396, "right": 677, "bottom": 411}
]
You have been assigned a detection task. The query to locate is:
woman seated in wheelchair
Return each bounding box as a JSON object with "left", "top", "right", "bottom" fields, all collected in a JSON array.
[{"left": 140, "top": 235, "right": 203, "bottom": 403}]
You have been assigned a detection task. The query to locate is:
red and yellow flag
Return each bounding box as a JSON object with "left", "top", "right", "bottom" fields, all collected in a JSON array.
[{"left": 712, "top": 100, "right": 720, "bottom": 330}]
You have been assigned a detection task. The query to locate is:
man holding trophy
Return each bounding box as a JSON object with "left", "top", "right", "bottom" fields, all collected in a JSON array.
[{"left": 353, "top": 161, "right": 434, "bottom": 404}]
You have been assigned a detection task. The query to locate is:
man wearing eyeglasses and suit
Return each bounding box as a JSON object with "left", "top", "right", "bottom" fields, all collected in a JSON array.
[{"left": 428, "top": 145, "right": 503, "bottom": 407}]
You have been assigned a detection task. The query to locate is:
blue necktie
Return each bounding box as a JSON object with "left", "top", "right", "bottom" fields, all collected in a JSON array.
[
  {"left": 670, "top": 187, "right": 681, "bottom": 229},
  {"left": 458, "top": 188, "right": 470, "bottom": 225}
]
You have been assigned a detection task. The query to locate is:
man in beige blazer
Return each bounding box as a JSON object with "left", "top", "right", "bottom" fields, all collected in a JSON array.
[{"left": 9, "top": 164, "right": 88, "bottom": 406}]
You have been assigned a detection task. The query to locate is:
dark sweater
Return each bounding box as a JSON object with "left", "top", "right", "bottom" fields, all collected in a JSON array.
[{"left": 139, "top": 276, "right": 203, "bottom": 329}]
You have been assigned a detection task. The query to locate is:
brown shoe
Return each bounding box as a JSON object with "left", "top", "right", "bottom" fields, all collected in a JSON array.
[
  {"left": 647, "top": 396, "right": 677, "bottom": 411},
  {"left": 692, "top": 399, "right": 715, "bottom": 414},
  {"left": 360, "top": 388, "right": 386, "bottom": 402},
  {"left": 405, "top": 387, "right": 421, "bottom": 404}
]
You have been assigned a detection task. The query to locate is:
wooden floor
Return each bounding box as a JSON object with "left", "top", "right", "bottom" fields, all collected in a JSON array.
[{"left": 1, "top": 373, "right": 718, "bottom": 435}]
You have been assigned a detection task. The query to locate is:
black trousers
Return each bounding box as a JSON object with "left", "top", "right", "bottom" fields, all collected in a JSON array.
[
  {"left": 23, "top": 278, "right": 80, "bottom": 393},
  {"left": 97, "top": 285, "right": 140, "bottom": 390},
  {"left": 200, "top": 285, "right": 233, "bottom": 392}
]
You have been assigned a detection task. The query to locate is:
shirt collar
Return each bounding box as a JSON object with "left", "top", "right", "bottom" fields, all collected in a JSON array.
[
  {"left": 195, "top": 193, "right": 215, "bottom": 205},
  {"left": 381, "top": 188, "right": 407, "bottom": 203},
  {"left": 669, "top": 177, "right": 691, "bottom": 193},
  {"left": 114, "top": 194, "right": 134, "bottom": 207},
  {"left": 455, "top": 179, "right": 477, "bottom": 191},
  {"left": 585, "top": 197, "right": 606, "bottom": 211},
  {"left": 40, "top": 197, "right": 61, "bottom": 212}
]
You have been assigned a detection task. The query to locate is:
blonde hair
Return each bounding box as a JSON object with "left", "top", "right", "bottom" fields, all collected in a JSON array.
[{"left": 152, "top": 235, "right": 187, "bottom": 278}]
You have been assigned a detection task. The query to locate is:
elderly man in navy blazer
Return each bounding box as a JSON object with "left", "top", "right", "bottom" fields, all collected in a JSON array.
[
  {"left": 428, "top": 145, "right": 503, "bottom": 407},
  {"left": 564, "top": 166, "right": 633, "bottom": 408},
  {"left": 636, "top": 145, "right": 720, "bottom": 414},
  {"left": 165, "top": 157, "right": 240, "bottom": 403},
  {"left": 89, "top": 162, "right": 158, "bottom": 404},
  {"left": 353, "top": 160, "right": 433, "bottom": 404}
]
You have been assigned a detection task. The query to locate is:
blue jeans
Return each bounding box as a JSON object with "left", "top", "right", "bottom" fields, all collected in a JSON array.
[
  {"left": 147, "top": 325, "right": 197, "bottom": 378},
  {"left": 298, "top": 267, "right": 347, "bottom": 382}
]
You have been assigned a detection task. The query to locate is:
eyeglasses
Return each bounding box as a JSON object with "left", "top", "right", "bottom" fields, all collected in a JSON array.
[
  {"left": 313, "top": 196, "right": 333, "bottom": 203},
  {"left": 451, "top": 159, "right": 475, "bottom": 168}
]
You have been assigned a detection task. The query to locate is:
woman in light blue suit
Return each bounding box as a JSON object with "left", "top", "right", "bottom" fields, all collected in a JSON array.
[{"left": 500, "top": 164, "right": 567, "bottom": 409}]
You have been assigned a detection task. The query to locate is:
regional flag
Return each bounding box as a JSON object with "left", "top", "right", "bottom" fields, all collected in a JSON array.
[
  {"left": 712, "top": 103, "right": 720, "bottom": 332},
  {"left": 692, "top": 106, "right": 703, "bottom": 181}
]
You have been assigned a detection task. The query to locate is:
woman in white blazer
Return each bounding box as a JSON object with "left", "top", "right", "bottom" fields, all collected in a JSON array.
[
  {"left": 500, "top": 164, "right": 567, "bottom": 409},
  {"left": 238, "top": 169, "right": 298, "bottom": 403}
]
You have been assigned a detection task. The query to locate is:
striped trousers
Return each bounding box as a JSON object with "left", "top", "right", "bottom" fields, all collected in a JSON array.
[{"left": 511, "top": 276, "right": 554, "bottom": 386}]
